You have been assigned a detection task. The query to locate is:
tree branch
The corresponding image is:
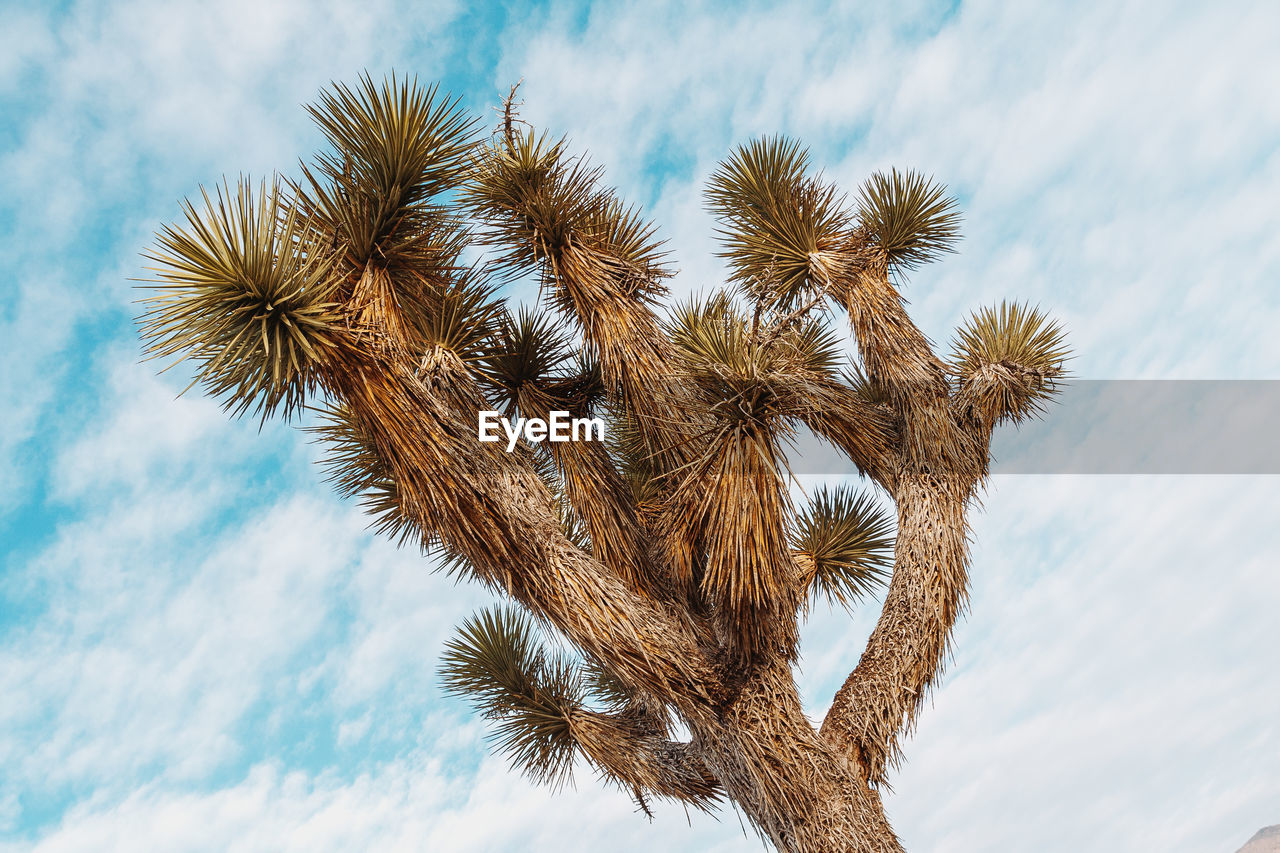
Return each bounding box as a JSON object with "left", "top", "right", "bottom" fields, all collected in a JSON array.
[
  {"left": 822, "top": 249, "right": 976, "bottom": 477},
  {"left": 818, "top": 244, "right": 983, "bottom": 785},
  {"left": 790, "top": 372, "right": 898, "bottom": 482},
  {"left": 516, "top": 378, "right": 662, "bottom": 599},
  {"left": 819, "top": 476, "right": 971, "bottom": 783},
  {"left": 572, "top": 710, "right": 722, "bottom": 808},
  {"left": 440, "top": 605, "right": 720, "bottom": 805},
  {"left": 330, "top": 343, "right": 723, "bottom": 721}
]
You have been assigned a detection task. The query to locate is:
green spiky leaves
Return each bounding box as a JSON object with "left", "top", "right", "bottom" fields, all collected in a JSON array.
[
  {"left": 440, "top": 607, "right": 586, "bottom": 787},
  {"left": 706, "top": 137, "right": 849, "bottom": 310},
  {"left": 480, "top": 307, "right": 575, "bottom": 412},
  {"left": 310, "top": 73, "right": 477, "bottom": 205},
  {"left": 856, "top": 168, "right": 961, "bottom": 273},
  {"left": 952, "top": 302, "right": 1070, "bottom": 424},
  {"left": 667, "top": 293, "right": 844, "bottom": 427},
  {"left": 465, "top": 132, "right": 575, "bottom": 270},
  {"left": 140, "top": 179, "right": 341, "bottom": 420},
  {"left": 141, "top": 74, "right": 493, "bottom": 424},
  {"left": 668, "top": 294, "right": 766, "bottom": 422},
  {"left": 793, "top": 486, "right": 894, "bottom": 611},
  {"left": 440, "top": 608, "right": 718, "bottom": 808},
  {"left": 465, "top": 131, "right": 669, "bottom": 301},
  {"left": 405, "top": 268, "right": 505, "bottom": 365},
  {"left": 299, "top": 72, "right": 478, "bottom": 269}
]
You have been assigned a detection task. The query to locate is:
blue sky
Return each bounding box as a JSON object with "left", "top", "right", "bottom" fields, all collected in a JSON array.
[{"left": 1, "top": 1, "right": 1278, "bottom": 850}]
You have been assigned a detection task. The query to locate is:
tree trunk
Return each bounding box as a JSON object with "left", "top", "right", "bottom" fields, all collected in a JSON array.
[
  {"left": 693, "top": 659, "right": 904, "bottom": 853},
  {"left": 820, "top": 474, "right": 972, "bottom": 783}
]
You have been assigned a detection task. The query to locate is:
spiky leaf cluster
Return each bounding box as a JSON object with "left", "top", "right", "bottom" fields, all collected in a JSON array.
[
  {"left": 793, "top": 486, "right": 894, "bottom": 611},
  {"left": 605, "top": 413, "right": 664, "bottom": 518},
  {"left": 842, "top": 362, "right": 890, "bottom": 407},
  {"left": 140, "top": 179, "right": 340, "bottom": 420},
  {"left": 288, "top": 74, "right": 503, "bottom": 366},
  {"left": 952, "top": 301, "right": 1069, "bottom": 423},
  {"left": 480, "top": 307, "right": 575, "bottom": 413},
  {"left": 667, "top": 293, "right": 845, "bottom": 427},
  {"left": 582, "top": 658, "right": 639, "bottom": 715},
  {"left": 464, "top": 131, "right": 669, "bottom": 302},
  {"left": 856, "top": 168, "right": 961, "bottom": 273},
  {"left": 706, "top": 137, "right": 850, "bottom": 310},
  {"left": 440, "top": 607, "right": 586, "bottom": 787},
  {"left": 406, "top": 268, "right": 505, "bottom": 364},
  {"left": 298, "top": 72, "right": 478, "bottom": 269}
]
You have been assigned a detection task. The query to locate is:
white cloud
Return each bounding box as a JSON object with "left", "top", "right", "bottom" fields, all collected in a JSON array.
[
  {"left": 876, "top": 476, "right": 1280, "bottom": 851},
  {"left": 1, "top": 488, "right": 356, "bottom": 792},
  {"left": 494, "top": 0, "right": 1280, "bottom": 377},
  {"left": 0, "top": 0, "right": 461, "bottom": 507},
  {"left": 2, "top": 753, "right": 747, "bottom": 853}
]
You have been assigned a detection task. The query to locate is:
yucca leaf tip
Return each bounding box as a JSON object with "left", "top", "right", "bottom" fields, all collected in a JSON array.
[
  {"left": 706, "top": 136, "right": 849, "bottom": 309},
  {"left": 440, "top": 606, "right": 584, "bottom": 787},
  {"left": 794, "top": 485, "right": 894, "bottom": 610},
  {"left": 307, "top": 71, "right": 479, "bottom": 215},
  {"left": 856, "top": 167, "right": 961, "bottom": 273},
  {"left": 480, "top": 307, "right": 574, "bottom": 406},
  {"left": 139, "top": 177, "right": 340, "bottom": 420},
  {"left": 951, "top": 301, "right": 1070, "bottom": 422}
]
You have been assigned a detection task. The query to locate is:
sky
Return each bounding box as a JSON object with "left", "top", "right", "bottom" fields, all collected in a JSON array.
[{"left": 1, "top": 0, "right": 1278, "bottom": 851}]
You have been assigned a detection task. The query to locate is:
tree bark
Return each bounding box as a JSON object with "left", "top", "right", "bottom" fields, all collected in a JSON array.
[
  {"left": 820, "top": 473, "right": 971, "bottom": 784},
  {"left": 694, "top": 659, "right": 904, "bottom": 853},
  {"left": 328, "top": 351, "right": 723, "bottom": 721}
]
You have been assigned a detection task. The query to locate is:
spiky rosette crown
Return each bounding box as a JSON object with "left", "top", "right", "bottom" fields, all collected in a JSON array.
[
  {"left": 299, "top": 72, "right": 478, "bottom": 270},
  {"left": 952, "top": 301, "right": 1070, "bottom": 423},
  {"left": 793, "top": 486, "right": 894, "bottom": 612},
  {"left": 856, "top": 167, "right": 962, "bottom": 274},
  {"left": 480, "top": 308, "right": 574, "bottom": 411},
  {"left": 667, "top": 292, "right": 846, "bottom": 425},
  {"left": 405, "top": 268, "right": 505, "bottom": 365},
  {"left": 140, "top": 179, "right": 341, "bottom": 420},
  {"left": 440, "top": 607, "right": 585, "bottom": 787},
  {"left": 706, "top": 136, "right": 850, "bottom": 310}
]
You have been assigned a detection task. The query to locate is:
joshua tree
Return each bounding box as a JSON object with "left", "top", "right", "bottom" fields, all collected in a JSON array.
[{"left": 140, "top": 74, "right": 1068, "bottom": 852}]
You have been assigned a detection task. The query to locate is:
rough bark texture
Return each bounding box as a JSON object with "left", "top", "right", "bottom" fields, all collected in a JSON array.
[
  {"left": 330, "top": 352, "right": 722, "bottom": 721},
  {"left": 691, "top": 659, "right": 902, "bottom": 852},
  {"left": 820, "top": 474, "right": 972, "bottom": 782},
  {"left": 813, "top": 257, "right": 990, "bottom": 787},
  {"left": 334, "top": 345, "right": 909, "bottom": 851}
]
